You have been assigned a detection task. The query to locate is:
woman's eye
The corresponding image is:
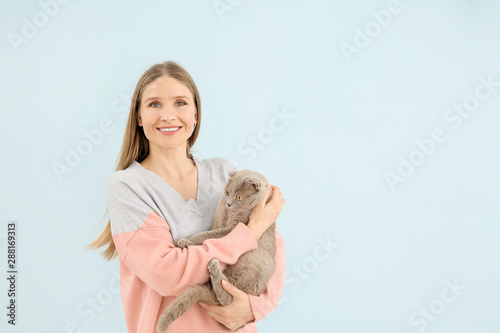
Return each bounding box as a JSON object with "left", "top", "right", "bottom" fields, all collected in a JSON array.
[
  {"left": 149, "top": 102, "right": 160, "bottom": 108},
  {"left": 226, "top": 191, "right": 230, "bottom": 196},
  {"left": 236, "top": 195, "right": 243, "bottom": 202},
  {"left": 177, "top": 101, "right": 186, "bottom": 106}
]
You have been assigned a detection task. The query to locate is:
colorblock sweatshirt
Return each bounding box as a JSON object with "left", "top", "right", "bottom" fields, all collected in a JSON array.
[{"left": 105, "top": 156, "right": 286, "bottom": 333}]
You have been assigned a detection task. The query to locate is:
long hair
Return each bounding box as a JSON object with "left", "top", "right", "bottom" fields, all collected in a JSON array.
[{"left": 86, "top": 61, "right": 201, "bottom": 260}]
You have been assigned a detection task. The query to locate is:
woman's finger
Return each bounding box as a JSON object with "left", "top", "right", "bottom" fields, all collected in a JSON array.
[
  {"left": 269, "top": 186, "right": 282, "bottom": 203},
  {"left": 260, "top": 184, "right": 271, "bottom": 206}
]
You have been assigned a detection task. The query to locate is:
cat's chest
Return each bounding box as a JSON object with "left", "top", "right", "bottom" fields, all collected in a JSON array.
[{"left": 224, "top": 210, "right": 250, "bottom": 226}]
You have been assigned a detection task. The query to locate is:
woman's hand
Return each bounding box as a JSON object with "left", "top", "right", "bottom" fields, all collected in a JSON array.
[
  {"left": 247, "top": 184, "right": 285, "bottom": 240},
  {"left": 199, "top": 280, "right": 255, "bottom": 331}
]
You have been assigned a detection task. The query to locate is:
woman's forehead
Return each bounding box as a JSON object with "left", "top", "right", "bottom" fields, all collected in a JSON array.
[{"left": 143, "top": 76, "right": 192, "bottom": 100}]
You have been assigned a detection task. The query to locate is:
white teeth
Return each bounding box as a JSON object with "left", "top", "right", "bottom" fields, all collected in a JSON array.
[{"left": 159, "top": 127, "right": 180, "bottom": 132}]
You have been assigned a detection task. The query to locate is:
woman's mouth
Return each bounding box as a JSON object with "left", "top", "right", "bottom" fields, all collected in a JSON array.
[{"left": 157, "top": 126, "right": 181, "bottom": 135}]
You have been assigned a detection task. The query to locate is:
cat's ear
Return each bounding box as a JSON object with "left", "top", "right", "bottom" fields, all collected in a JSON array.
[
  {"left": 244, "top": 178, "right": 261, "bottom": 189},
  {"left": 228, "top": 170, "right": 238, "bottom": 178}
]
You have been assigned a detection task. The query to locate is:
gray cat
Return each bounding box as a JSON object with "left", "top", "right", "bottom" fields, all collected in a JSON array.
[{"left": 156, "top": 169, "right": 276, "bottom": 332}]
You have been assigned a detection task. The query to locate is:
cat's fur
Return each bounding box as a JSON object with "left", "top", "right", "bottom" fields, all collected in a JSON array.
[{"left": 156, "top": 169, "right": 276, "bottom": 332}]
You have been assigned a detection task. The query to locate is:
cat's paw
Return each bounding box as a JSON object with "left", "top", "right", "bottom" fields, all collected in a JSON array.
[
  {"left": 176, "top": 238, "right": 194, "bottom": 248},
  {"left": 157, "top": 311, "right": 176, "bottom": 332},
  {"left": 207, "top": 258, "right": 221, "bottom": 274},
  {"left": 216, "top": 291, "right": 233, "bottom": 306}
]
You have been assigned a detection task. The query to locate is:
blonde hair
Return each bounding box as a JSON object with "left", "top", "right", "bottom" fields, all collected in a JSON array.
[{"left": 86, "top": 61, "right": 201, "bottom": 260}]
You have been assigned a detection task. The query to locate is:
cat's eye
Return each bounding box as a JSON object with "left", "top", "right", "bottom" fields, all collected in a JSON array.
[
  {"left": 236, "top": 195, "right": 243, "bottom": 202},
  {"left": 225, "top": 191, "right": 230, "bottom": 196}
]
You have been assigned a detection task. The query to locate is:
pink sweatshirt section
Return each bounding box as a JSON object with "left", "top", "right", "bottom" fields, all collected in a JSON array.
[{"left": 113, "top": 210, "right": 286, "bottom": 333}]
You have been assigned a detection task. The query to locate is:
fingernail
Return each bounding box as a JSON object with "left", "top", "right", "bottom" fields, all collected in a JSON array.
[
  {"left": 266, "top": 184, "right": 270, "bottom": 189},
  {"left": 222, "top": 280, "right": 227, "bottom": 286}
]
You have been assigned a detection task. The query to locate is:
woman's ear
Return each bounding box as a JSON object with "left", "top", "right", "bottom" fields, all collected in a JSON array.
[{"left": 137, "top": 114, "right": 143, "bottom": 127}]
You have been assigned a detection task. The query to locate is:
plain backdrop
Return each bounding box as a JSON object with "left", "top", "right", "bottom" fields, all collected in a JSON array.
[{"left": 1, "top": 0, "right": 499, "bottom": 332}]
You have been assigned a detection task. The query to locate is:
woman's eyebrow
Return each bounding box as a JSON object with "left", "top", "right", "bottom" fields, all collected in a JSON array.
[
  {"left": 144, "top": 95, "right": 190, "bottom": 103},
  {"left": 143, "top": 96, "right": 160, "bottom": 103},
  {"left": 171, "top": 95, "right": 191, "bottom": 101}
]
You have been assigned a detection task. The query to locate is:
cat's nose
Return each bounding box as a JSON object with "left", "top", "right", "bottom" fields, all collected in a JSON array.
[{"left": 227, "top": 203, "right": 231, "bottom": 207}]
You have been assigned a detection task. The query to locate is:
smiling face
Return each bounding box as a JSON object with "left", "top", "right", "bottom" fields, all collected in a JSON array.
[{"left": 137, "top": 76, "right": 197, "bottom": 155}]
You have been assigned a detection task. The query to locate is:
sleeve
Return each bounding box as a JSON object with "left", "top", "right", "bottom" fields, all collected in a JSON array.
[
  {"left": 106, "top": 174, "right": 258, "bottom": 297},
  {"left": 247, "top": 226, "right": 286, "bottom": 322}
]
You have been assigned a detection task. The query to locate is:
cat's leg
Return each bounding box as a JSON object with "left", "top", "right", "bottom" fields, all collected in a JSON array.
[
  {"left": 176, "top": 227, "right": 234, "bottom": 248},
  {"left": 224, "top": 251, "right": 275, "bottom": 296},
  {"left": 156, "top": 283, "right": 218, "bottom": 332},
  {"left": 190, "top": 226, "right": 234, "bottom": 244},
  {"left": 207, "top": 259, "right": 233, "bottom": 306},
  {"left": 176, "top": 238, "right": 195, "bottom": 248}
]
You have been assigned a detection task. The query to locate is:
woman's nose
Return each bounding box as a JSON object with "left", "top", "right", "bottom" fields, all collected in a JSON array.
[{"left": 160, "top": 106, "right": 177, "bottom": 120}]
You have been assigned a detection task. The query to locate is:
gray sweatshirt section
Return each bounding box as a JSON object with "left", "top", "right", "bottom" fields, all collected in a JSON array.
[{"left": 105, "top": 156, "right": 236, "bottom": 242}]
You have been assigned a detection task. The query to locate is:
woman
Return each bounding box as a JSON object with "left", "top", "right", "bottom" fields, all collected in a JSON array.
[{"left": 88, "top": 61, "right": 286, "bottom": 332}]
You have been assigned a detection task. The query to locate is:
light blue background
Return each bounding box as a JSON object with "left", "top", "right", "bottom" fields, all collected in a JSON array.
[{"left": 1, "top": 0, "right": 499, "bottom": 332}]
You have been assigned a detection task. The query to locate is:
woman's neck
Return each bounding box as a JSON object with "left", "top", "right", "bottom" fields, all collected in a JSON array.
[{"left": 140, "top": 146, "right": 195, "bottom": 181}]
